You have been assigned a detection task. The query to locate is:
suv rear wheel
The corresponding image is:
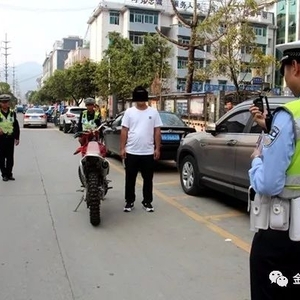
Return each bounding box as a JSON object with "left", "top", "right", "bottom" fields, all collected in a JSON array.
[{"left": 180, "top": 155, "right": 202, "bottom": 196}]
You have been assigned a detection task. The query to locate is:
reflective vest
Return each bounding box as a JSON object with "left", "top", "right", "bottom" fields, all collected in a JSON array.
[
  {"left": 82, "top": 110, "right": 100, "bottom": 131},
  {"left": 0, "top": 109, "right": 14, "bottom": 135},
  {"left": 277, "top": 100, "right": 300, "bottom": 199}
]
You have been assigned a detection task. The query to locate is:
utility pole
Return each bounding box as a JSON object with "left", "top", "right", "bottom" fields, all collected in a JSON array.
[{"left": 1, "top": 33, "right": 11, "bottom": 83}]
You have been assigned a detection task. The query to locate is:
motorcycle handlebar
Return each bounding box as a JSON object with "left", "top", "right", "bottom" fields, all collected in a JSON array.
[{"left": 73, "top": 123, "right": 107, "bottom": 139}]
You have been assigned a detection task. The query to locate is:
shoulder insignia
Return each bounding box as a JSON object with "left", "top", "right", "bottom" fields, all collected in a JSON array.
[{"left": 264, "top": 126, "right": 280, "bottom": 147}]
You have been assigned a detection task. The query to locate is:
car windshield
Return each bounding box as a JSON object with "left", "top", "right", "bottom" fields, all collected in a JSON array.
[
  {"left": 70, "top": 108, "right": 85, "bottom": 115},
  {"left": 26, "top": 109, "right": 44, "bottom": 114},
  {"left": 159, "top": 112, "right": 186, "bottom": 126}
]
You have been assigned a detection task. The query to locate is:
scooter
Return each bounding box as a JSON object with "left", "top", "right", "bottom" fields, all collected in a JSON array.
[{"left": 73, "top": 124, "right": 111, "bottom": 226}]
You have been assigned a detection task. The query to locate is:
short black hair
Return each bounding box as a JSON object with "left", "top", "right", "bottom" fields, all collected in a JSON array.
[{"left": 132, "top": 86, "right": 148, "bottom": 102}]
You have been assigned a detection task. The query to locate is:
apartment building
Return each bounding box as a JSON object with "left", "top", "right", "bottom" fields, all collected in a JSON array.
[
  {"left": 64, "top": 47, "right": 90, "bottom": 69},
  {"left": 87, "top": 0, "right": 276, "bottom": 93},
  {"left": 41, "top": 36, "right": 83, "bottom": 86}
]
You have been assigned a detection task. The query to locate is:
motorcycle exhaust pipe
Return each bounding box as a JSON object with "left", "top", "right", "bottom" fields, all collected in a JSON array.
[{"left": 101, "top": 160, "right": 109, "bottom": 169}]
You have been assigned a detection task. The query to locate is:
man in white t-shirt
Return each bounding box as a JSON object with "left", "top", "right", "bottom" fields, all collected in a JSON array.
[{"left": 120, "top": 86, "right": 163, "bottom": 212}]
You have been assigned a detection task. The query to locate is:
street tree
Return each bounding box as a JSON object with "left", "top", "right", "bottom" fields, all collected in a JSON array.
[
  {"left": 0, "top": 82, "right": 11, "bottom": 94},
  {"left": 66, "top": 59, "right": 99, "bottom": 105},
  {"left": 43, "top": 70, "right": 71, "bottom": 102},
  {"left": 96, "top": 32, "right": 137, "bottom": 101},
  {"left": 156, "top": 0, "right": 265, "bottom": 93},
  {"left": 195, "top": 1, "right": 277, "bottom": 101},
  {"left": 135, "top": 33, "right": 172, "bottom": 91}
]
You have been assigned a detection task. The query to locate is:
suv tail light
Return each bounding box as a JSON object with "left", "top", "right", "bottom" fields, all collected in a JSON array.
[
  {"left": 66, "top": 113, "right": 75, "bottom": 118},
  {"left": 24, "top": 115, "right": 29, "bottom": 118}
]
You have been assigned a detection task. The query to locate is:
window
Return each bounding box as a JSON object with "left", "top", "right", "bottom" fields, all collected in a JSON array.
[
  {"left": 254, "top": 27, "right": 267, "bottom": 37},
  {"left": 219, "top": 111, "right": 251, "bottom": 133},
  {"left": 177, "top": 58, "right": 188, "bottom": 69},
  {"left": 109, "top": 12, "right": 120, "bottom": 25},
  {"left": 194, "top": 59, "right": 204, "bottom": 69},
  {"left": 129, "top": 33, "right": 144, "bottom": 45},
  {"left": 250, "top": 121, "right": 264, "bottom": 133},
  {"left": 112, "top": 115, "right": 123, "bottom": 127},
  {"left": 129, "top": 11, "right": 158, "bottom": 25},
  {"left": 178, "top": 36, "right": 190, "bottom": 44}
]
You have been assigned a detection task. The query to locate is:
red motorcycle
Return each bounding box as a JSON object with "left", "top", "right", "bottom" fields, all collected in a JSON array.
[{"left": 73, "top": 124, "right": 111, "bottom": 226}]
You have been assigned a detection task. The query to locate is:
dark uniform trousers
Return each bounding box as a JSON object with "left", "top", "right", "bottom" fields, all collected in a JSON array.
[
  {"left": 0, "top": 135, "right": 15, "bottom": 178},
  {"left": 125, "top": 153, "right": 154, "bottom": 204},
  {"left": 250, "top": 228, "right": 300, "bottom": 299}
]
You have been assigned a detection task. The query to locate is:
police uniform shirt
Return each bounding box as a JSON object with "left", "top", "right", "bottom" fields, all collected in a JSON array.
[
  {"left": 249, "top": 109, "right": 295, "bottom": 196},
  {"left": 77, "top": 110, "right": 101, "bottom": 132},
  {"left": 0, "top": 109, "right": 20, "bottom": 140}
]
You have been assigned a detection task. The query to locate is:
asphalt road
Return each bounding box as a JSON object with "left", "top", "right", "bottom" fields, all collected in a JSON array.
[{"left": 0, "top": 117, "right": 254, "bottom": 300}]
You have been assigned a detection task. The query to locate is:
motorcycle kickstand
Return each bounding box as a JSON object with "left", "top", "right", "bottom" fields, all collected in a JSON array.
[{"left": 74, "top": 194, "right": 85, "bottom": 212}]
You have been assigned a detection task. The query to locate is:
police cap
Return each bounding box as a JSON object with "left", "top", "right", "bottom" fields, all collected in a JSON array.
[
  {"left": 0, "top": 94, "right": 11, "bottom": 102},
  {"left": 132, "top": 86, "right": 148, "bottom": 102},
  {"left": 277, "top": 40, "right": 300, "bottom": 76},
  {"left": 84, "top": 97, "right": 95, "bottom": 105}
]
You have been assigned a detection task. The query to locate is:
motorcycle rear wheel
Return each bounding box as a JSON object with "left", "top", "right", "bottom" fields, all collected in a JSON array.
[{"left": 87, "top": 172, "right": 101, "bottom": 226}]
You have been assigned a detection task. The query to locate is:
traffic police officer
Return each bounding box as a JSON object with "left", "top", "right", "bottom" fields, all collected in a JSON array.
[
  {"left": 0, "top": 94, "right": 20, "bottom": 181},
  {"left": 77, "top": 98, "right": 101, "bottom": 133},
  {"left": 249, "top": 41, "right": 300, "bottom": 299}
]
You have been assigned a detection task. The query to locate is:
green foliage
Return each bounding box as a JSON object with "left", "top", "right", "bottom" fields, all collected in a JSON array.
[
  {"left": 0, "top": 82, "right": 11, "bottom": 94},
  {"left": 95, "top": 32, "right": 172, "bottom": 100},
  {"left": 66, "top": 59, "right": 99, "bottom": 105}
]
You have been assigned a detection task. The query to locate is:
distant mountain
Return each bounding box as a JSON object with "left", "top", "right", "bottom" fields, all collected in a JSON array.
[{"left": 15, "top": 62, "right": 42, "bottom": 98}]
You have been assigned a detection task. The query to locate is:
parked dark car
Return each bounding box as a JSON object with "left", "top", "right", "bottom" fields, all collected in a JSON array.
[
  {"left": 176, "top": 96, "right": 296, "bottom": 202},
  {"left": 103, "top": 110, "right": 196, "bottom": 161}
]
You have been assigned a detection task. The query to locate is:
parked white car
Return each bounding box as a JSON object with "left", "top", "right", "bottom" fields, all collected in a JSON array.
[
  {"left": 23, "top": 108, "right": 47, "bottom": 128},
  {"left": 59, "top": 106, "right": 86, "bottom": 133}
]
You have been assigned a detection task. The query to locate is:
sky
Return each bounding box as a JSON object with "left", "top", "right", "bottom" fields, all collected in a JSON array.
[{"left": 0, "top": 0, "right": 100, "bottom": 65}]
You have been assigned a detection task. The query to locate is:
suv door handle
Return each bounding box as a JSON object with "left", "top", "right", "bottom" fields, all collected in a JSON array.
[
  {"left": 227, "top": 139, "right": 237, "bottom": 146},
  {"left": 200, "top": 142, "right": 206, "bottom": 147}
]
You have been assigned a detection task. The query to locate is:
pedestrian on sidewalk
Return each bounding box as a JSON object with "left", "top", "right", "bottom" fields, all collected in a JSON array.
[
  {"left": 0, "top": 94, "right": 20, "bottom": 181},
  {"left": 120, "top": 86, "right": 163, "bottom": 212}
]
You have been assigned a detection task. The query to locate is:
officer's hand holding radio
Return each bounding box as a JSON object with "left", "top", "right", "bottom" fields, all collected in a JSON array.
[{"left": 249, "top": 104, "right": 267, "bottom": 131}]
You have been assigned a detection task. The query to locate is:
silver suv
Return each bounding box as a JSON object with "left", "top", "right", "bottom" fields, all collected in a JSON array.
[{"left": 176, "top": 96, "right": 295, "bottom": 201}]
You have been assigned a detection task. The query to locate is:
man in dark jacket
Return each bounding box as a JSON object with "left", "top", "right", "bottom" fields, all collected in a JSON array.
[{"left": 0, "top": 94, "right": 20, "bottom": 181}]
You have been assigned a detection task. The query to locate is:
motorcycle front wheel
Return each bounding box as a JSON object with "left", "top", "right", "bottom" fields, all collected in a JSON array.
[{"left": 87, "top": 172, "right": 101, "bottom": 226}]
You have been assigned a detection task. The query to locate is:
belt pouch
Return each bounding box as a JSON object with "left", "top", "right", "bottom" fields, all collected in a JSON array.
[
  {"left": 269, "top": 198, "right": 289, "bottom": 231},
  {"left": 249, "top": 192, "right": 270, "bottom": 231},
  {"left": 289, "top": 197, "right": 300, "bottom": 241}
]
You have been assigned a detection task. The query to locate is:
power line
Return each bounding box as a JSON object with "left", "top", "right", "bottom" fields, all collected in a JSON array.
[
  {"left": 18, "top": 73, "right": 43, "bottom": 83},
  {"left": 0, "top": 3, "right": 95, "bottom": 12}
]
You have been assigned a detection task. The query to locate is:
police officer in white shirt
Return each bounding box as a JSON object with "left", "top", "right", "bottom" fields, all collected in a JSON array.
[{"left": 120, "top": 86, "right": 163, "bottom": 212}]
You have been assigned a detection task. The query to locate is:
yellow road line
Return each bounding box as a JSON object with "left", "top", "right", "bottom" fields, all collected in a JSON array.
[
  {"left": 154, "top": 180, "right": 179, "bottom": 186},
  {"left": 109, "top": 161, "right": 251, "bottom": 253},
  {"left": 203, "top": 211, "right": 245, "bottom": 221}
]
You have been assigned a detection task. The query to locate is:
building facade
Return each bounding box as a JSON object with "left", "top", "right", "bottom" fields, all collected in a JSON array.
[
  {"left": 41, "top": 36, "right": 83, "bottom": 86},
  {"left": 64, "top": 47, "right": 90, "bottom": 69},
  {"left": 88, "top": 0, "right": 277, "bottom": 93}
]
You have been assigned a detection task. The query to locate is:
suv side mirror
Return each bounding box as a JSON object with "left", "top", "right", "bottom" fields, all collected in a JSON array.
[{"left": 206, "top": 123, "right": 216, "bottom": 133}]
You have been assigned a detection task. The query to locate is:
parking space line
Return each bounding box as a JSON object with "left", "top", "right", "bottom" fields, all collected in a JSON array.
[
  {"left": 154, "top": 180, "right": 179, "bottom": 186},
  {"left": 109, "top": 161, "right": 251, "bottom": 253},
  {"left": 203, "top": 211, "right": 245, "bottom": 221}
]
